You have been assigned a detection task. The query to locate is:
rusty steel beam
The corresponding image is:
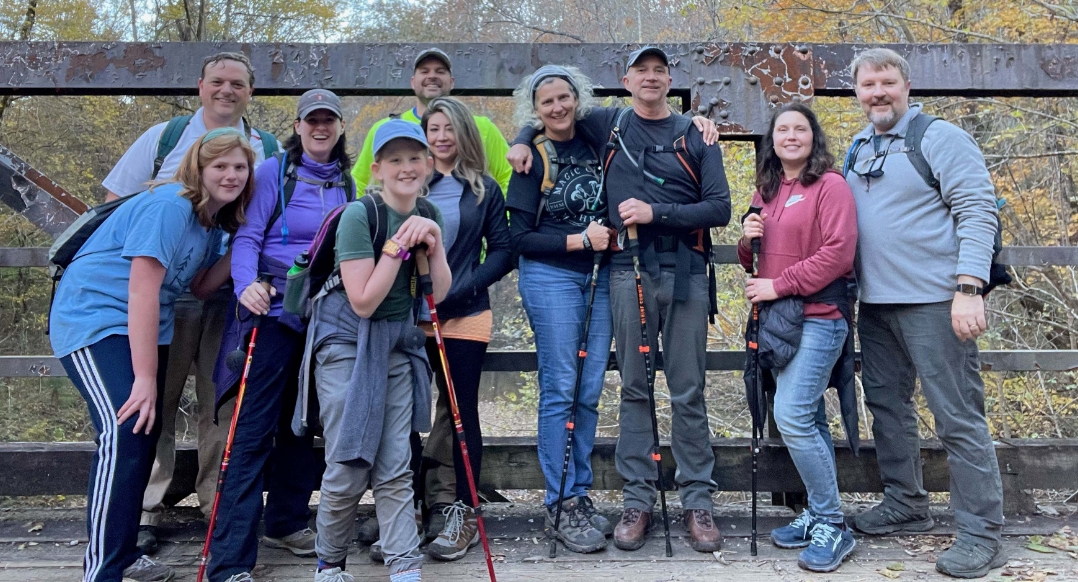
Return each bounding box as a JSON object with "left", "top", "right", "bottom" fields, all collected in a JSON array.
[
  {"left": 2, "top": 41, "right": 1075, "bottom": 137},
  {"left": 0, "top": 145, "right": 85, "bottom": 239}
]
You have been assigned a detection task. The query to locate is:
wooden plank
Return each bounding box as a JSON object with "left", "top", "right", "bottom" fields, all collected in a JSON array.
[
  {"left": 0, "top": 438, "right": 1073, "bottom": 498},
  {"left": 4, "top": 350, "right": 1076, "bottom": 378}
]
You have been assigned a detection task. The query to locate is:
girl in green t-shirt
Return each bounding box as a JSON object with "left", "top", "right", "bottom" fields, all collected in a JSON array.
[{"left": 309, "top": 119, "right": 450, "bottom": 582}]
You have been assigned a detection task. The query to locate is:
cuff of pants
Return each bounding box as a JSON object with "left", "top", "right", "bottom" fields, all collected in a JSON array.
[
  {"left": 140, "top": 510, "right": 163, "bottom": 527},
  {"left": 387, "top": 555, "right": 424, "bottom": 576}
]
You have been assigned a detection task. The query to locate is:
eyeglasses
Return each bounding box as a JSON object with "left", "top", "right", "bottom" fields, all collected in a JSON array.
[{"left": 850, "top": 135, "right": 897, "bottom": 180}]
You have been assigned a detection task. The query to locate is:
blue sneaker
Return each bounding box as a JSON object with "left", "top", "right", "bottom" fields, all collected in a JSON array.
[
  {"left": 797, "top": 522, "right": 856, "bottom": 573},
  {"left": 770, "top": 510, "right": 825, "bottom": 549}
]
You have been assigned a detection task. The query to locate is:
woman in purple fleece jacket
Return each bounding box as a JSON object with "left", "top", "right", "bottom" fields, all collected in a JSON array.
[{"left": 208, "top": 89, "right": 355, "bottom": 582}]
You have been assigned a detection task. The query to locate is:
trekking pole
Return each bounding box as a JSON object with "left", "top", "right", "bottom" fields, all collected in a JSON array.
[
  {"left": 746, "top": 207, "right": 763, "bottom": 557},
  {"left": 416, "top": 253, "right": 497, "bottom": 582},
  {"left": 550, "top": 250, "right": 604, "bottom": 558},
  {"left": 625, "top": 225, "right": 673, "bottom": 558},
  {"left": 197, "top": 279, "right": 270, "bottom": 582}
]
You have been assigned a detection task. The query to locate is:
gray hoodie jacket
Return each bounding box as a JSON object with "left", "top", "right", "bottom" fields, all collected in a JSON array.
[{"left": 846, "top": 104, "right": 998, "bottom": 304}]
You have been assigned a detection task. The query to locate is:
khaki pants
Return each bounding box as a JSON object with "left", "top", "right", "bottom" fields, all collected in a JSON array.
[{"left": 140, "top": 291, "right": 232, "bottom": 525}]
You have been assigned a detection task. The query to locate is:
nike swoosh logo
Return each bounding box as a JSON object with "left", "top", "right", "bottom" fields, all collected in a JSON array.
[{"left": 785, "top": 195, "right": 805, "bottom": 208}]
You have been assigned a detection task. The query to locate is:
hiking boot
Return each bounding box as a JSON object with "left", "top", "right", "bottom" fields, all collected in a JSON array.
[
  {"left": 613, "top": 508, "right": 651, "bottom": 551},
  {"left": 427, "top": 501, "right": 480, "bottom": 561},
  {"left": 852, "top": 504, "right": 935, "bottom": 535},
  {"left": 771, "top": 510, "right": 826, "bottom": 549},
  {"left": 356, "top": 516, "right": 380, "bottom": 544},
  {"left": 579, "top": 496, "right": 613, "bottom": 537},
  {"left": 369, "top": 542, "right": 384, "bottom": 563},
  {"left": 314, "top": 566, "right": 355, "bottom": 582},
  {"left": 684, "top": 509, "right": 722, "bottom": 552},
  {"left": 545, "top": 496, "right": 607, "bottom": 553},
  {"left": 935, "top": 538, "right": 1007, "bottom": 579},
  {"left": 136, "top": 525, "right": 159, "bottom": 555},
  {"left": 798, "top": 522, "right": 856, "bottom": 572},
  {"left": 224, "top": 574, "right": 254, "bottom": 582},
  {"left": 425, "top": 503, "right": 450, "bottom": 542},
  {"left": 262, "top": 527, "right": 317, "bottom": 557},
  {"left": 122, "top": 555, "right": 174, "bottom": 582}
]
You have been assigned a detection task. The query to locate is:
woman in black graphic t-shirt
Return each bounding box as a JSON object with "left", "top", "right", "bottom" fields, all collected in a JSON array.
[{"left": 506, "top": 64, "right": 614, "bottom": 554}]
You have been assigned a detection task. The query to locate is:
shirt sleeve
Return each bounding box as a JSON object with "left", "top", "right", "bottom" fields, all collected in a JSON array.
[
  {"left": 102, "top": 122, "right": 167, "bottom": 197},
  {"left": 121, "top": 197, "right": 191, "bottom": 268},
  {"left": 231, "top": 157, "right": 281, "bottom": 296},
  {"left": 506, "top": 151, "right": 570, "bottom": 257},
  {"left": 351, "top": 118, "right": 387, "bottom": 195},
  {"left": 472, "top": 181, "right": 514, "bottom": 290},
  {"left": 772, "top": 175, "right": 858, "bottom": 297},
  {"left": 923, "top": 121, "right": 998, "bottom": 284},
  {"left": 336, "top": 201, "right": 375, "bottom": 262},
  {"left": 650, "top": 127, "right": 732, "bottom": 230},
  {"left": 476, "top": 116, "right": 513, "bottom": 195},
  {"left": 736, "top": 192, "right": 763, "bottom": 272}
]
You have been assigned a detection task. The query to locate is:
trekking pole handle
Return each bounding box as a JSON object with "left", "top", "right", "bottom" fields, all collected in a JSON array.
[
  {"left": 626, "top": 224, "right": 638, "bottom": 241},
  {"left": 415, "top": 251, "right": 435, "bottom": 297},
  {"left": 746, "top": 205, "right": 763, "bottom": 255}
]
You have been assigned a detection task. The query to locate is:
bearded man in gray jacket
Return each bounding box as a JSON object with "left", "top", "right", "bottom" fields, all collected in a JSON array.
[{"left": 844, "top": 48, "right": 1005, "bottom": 579}]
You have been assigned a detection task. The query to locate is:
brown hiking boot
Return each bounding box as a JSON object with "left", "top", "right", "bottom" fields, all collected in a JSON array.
[
  {"left": 426, "top": 501, "right": 479, "bottom": 561},
  {"left": 684, "top": 509, "right": 722, "bottom": 552},
  {"left": 613, "top": 508, "right": 651, "bottom": 551}
]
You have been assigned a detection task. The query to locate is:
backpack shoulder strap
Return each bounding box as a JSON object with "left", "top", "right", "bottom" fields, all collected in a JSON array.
[
  {"left": 904, "top": 112, "right": 941, "bottom": 192},
  {"left": 264, "top": 152, "right": 298, "bottom": 241},
  {"left": 532, "top": 134, "right": 560, "bottom": 227},
  {"left": 603, "top": 108, "right": 634, "bottom": 173},
  {"left": 362, "top": 194, "right": 389, "bottom": 259},
  {"left": 153, "top": 115, "right": 194, "bottom": 179},
  {"left": 254, "top": 128, "right": 280, "bottom": 158},
  {"left": 671, "top": 115, "right": 700, "bottom": 186},
  {"left": 415, "top": 197, "right": 437, "bottom": 221}
]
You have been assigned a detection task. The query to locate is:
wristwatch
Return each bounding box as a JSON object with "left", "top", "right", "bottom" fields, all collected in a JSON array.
[
  {"left": 382, "top": 240, "right": 411, "bottom": 261},
  {"left": 956, "top": 283, "right": 984, "bottom": 296},
  {"left": 581, "top": 229, "right": 593, "bottom": 251}
]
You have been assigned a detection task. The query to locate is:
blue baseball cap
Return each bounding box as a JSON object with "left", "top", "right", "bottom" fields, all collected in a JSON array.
[{"left": 373, "top": 119, "right": 429, "bottom": 156}]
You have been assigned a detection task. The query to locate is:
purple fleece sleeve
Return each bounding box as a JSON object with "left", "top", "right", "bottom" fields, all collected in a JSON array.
[{"left": 232, "top": 156, "right": 281, "bottom": 297}]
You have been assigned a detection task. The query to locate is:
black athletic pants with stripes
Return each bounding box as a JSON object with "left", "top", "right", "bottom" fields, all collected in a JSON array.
[{"left": 61, "top": 335, "right": 168, "bottom": 582}]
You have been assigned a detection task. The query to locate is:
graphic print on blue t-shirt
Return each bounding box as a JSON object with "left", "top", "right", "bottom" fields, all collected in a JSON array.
[{"left": 546, "top": 161, "right": 604, "bottom": 228}]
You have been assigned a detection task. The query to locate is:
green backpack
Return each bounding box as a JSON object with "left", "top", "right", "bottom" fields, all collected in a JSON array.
[{"left": 153, "top": 114, "right": 279, "bottom": 178}]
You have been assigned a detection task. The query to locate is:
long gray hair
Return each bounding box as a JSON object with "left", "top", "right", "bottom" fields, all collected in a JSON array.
[
  {"left": 421, "top": 97, "right": 488, "bottom": 203},
  {"left": 512, "top": 65, "right": 597, "bottom": 130}
]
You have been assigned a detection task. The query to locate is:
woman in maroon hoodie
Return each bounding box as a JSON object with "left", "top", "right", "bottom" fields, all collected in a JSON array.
[{"left": 737, "top": 102, "right": 858, "bottom": 573}]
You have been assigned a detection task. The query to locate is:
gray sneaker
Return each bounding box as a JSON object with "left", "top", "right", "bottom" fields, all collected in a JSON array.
[
  {"left": 545, "top": 496, "right": 607, "bottom": 553},
  {"left": 426, "top": 501, "right": 479, "bottom": 561},
  {"left": 369, "top": 542, "right": 384, "bottom": 563},
  {"left": 936, "top": 538, "right": 1007, "bottom": 579},
  {"left": 122, "top": 555, "right": 174, "bottom": 582},
  {"left": 314, "top": 566, "right": 355, "bottom": 582},
  {"left": 262, "top": 527, "right": 317, "bottom": 557},
  {"left": 224, "top": 574, "right": 254, "bottom": 582},
  {"left": 579, "top": 496, "right": 613, "bottom": 537},
  {"left": 852, "top": 504, "right": 935, "bottom": 535}
]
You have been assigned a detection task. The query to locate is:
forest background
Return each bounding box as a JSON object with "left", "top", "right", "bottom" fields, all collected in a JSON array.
[{"left": 0, "top": 0, "right": 1076, "bottom": 500}]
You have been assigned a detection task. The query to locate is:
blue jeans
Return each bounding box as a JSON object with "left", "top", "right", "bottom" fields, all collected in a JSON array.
[
  {"left": 519, "top": 257, "right": 612, "bottom": 507},
  {"left": 773, "top": 317, "right": 848, "bottom": 522}
]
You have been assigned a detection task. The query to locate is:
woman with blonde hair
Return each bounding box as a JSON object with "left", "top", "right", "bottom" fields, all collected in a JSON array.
[
  {"left": 50, "top": 127, "right": 253, "bottom": 582},
  {"left": 417, "top": 96, "right": 513, "bottom": 561}
]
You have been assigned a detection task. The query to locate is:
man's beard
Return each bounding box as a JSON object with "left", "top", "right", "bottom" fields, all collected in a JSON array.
[{"left": 867, "top": 105, "right": 898, "bottom": 129}]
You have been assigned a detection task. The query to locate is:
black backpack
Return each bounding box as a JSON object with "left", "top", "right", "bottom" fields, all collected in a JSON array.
[{"left": 842, "top": 112, "right": 1012, "bottom": 295}]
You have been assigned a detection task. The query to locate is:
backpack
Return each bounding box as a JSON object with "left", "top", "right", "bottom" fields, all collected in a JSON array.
[
  {"left": 283, "top": 193, "right": 437, "bottom": 319},
  {"left": 48, "top": 193, "right": 142, "bottom": 282},
  {"left": 153, "top": 114, "right": 279, "bottom": 179},
  {"left": 842, "top": 112, "right": 1012, "bottom": 295},
  {"left": 531, "top": 134, "right": 600, "bottom": 227},
  {"left": 602, "top": 108, "right": 700, "bottom": 188},
  {"left": 267, "top": 152, "right": 357, "bottom": 245}
]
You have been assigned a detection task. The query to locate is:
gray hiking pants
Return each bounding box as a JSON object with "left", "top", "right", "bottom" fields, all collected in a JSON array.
[
  {"left": 611, "top": 269, "right": 717, "bottom": 512},
  {"left": 314, "top": 344, "right": 423, "bottom": 575},
  {"left": 859, "top": 301, "right": 1003, "bottom": 544}
]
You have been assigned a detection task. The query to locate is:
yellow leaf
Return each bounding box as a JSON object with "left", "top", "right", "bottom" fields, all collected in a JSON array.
[{"left": 878, "top": 569, "right": 901, "bottom": 579}]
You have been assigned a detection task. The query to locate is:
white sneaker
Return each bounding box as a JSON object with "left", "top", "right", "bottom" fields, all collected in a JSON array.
[
  {"left": 224, "top": 574, "right": 254, "bottom": 582},
  {"left": 314, "top": 566, "right": 355, "bottom": 582}
]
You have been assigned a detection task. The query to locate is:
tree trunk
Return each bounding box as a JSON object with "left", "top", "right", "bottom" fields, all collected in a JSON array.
[{"left": 128, "top": 0, "right": 139, "bottom": 40}]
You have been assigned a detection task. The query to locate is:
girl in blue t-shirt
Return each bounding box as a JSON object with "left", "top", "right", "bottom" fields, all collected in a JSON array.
[{"left": 50, "top": 128, "right": 254, "bottom": 582}]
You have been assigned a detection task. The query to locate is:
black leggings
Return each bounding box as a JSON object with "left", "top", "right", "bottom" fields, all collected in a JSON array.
[{"left": 411, "top": 336, "right": 487, "bottom": 507}]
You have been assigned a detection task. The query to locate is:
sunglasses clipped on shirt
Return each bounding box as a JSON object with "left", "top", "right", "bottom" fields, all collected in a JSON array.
[{"left": 850, "top": 135, "right": 900, "bottom": 180}]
